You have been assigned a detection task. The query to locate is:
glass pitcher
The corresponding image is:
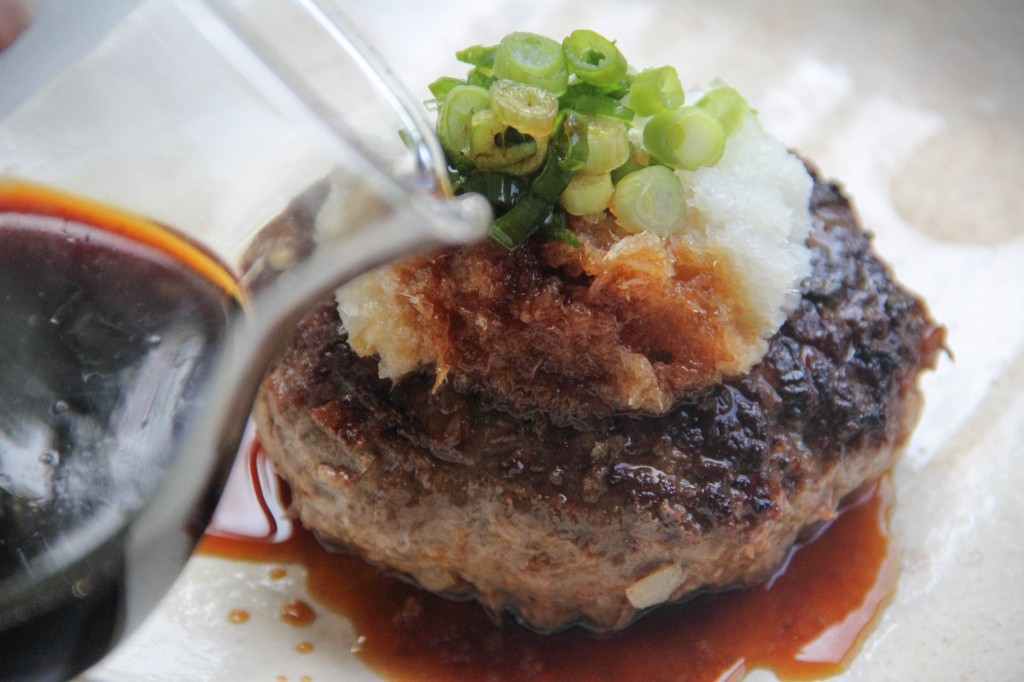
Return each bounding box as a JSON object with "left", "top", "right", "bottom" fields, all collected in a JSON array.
[{"left": 0, "top": 2, "right": 487, "bottom": 679}]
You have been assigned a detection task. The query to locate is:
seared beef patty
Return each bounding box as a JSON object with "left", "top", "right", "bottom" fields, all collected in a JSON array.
[{"left": 254, "top": 174, "right": 944, "bottom": 632}]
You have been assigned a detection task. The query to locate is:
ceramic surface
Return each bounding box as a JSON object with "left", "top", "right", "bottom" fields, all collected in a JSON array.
[{"left": 3, "top": 0, "right": 1020, "bottom": 679}]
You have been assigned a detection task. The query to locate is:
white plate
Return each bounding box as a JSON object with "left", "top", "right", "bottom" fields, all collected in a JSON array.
[{"left": 6, "top": 0, "right": 1022, "bottom": 679}]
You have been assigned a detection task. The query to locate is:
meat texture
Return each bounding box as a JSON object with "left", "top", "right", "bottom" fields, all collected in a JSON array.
[{"left": 254, "top": 173, "right": 944, "bottom": 632}]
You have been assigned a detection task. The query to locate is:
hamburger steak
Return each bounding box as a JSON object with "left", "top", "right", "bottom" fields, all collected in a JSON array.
[{"left": 253, "top": 172, "right": 944, "bottom": 632}]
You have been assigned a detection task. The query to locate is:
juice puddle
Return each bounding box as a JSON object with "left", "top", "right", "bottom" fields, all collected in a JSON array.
[{"left": 200, "top": 438, "right": 898, "bottom": 682}]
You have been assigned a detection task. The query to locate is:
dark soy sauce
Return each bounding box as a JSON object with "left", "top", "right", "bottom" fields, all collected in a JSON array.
[
  {"left": 202, "top": 439, "right": 897, "bottom": 682},
  {"left": 0, "top": 181, "right": 240, "bottom": 681}
]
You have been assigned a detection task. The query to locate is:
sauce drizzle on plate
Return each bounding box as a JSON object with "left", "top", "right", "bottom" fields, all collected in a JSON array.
[{"left": 200, "top": 438, "right": 897, "bottom": 682}]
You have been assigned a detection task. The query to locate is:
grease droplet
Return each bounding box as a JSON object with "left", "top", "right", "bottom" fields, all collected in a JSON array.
[
  {"left": 228, "top": 609, "right": 250, "bottom": 624},
  {"left": 269, "top": 567, "right": 288, "bottom": 580},
  {"left": 296, "top": 641, "right": 314, "bottom": 655},
  {"left": 281, "top": 599, "right": 316, "bottom": 627}
]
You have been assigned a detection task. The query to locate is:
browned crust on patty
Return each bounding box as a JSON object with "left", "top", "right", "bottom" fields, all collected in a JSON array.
[{"left": 254, "top": 173, "right": 944, "bottom": 631}]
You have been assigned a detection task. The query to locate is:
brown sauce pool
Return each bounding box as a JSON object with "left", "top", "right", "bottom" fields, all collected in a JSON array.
[{"left": 199, "top": 437, "right": 897, "bottom": 681}]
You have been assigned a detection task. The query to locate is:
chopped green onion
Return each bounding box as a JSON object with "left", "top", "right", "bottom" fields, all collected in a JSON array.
[
  {"left": 437, "top": 84, "right": 492, "bottom": 160},
  {"left": 560, "top": 82, "right": 635, "bottom": 121},
  {"left": 567, "top": 92, "right": 634, "bottom": 121},
  {"left": 489, "top": 79, "right": 559, "bottom": 138},
  {"left": 458, "top": 44, "right": 498, "bottom": 89},
  {"left": 562, "top": 78, "right": 633, "bottom": 103},
  {"left": 609, "top": 156, "right": 648, "bottom": 184},
  {"left": 428, "top": 76, "right": 465, "bottom": 100},
  {"left": 643, "top": 106, "right": 725, "bottom": 170},
  {"left": 561, "top": 172, "right": 614, "bottom": 215},
  {"left": 468, "top": 108, "right": 507, "bottom": 156},
  {"left": 490, "top": 146, "right": 575, "bottom": 250},
  {"left": 458, "top": 170, "right": 530, "bottom": 211},
  {"left": 456, "top": 44, "right": 497, "bottom": 69},
  {"left": 554, "top": 110, "right": 589, "bottom": 172},
  {"left": 562, "top": 30, "right": 628, "bottom": 87},
  {"left": 502, "top": 135, "right": 549, "bottom": 175},
  {"left": 539, "top": 209, "right": 580, "bottom": 248},
  {"left": 581, "top": 115, "right": 630, "bottom": 174},
  {"left": 610, "top": 166, "right": 687, "bottom": 235},
  {"left": 597, "top": 77, "right": 633, "bottom": 101},
  {"left": 493, "top": 32, "right": 569, "bottom": 96},
  {"left": 467, "top": 69, "right": 496, "bottom": 89},
  {"left": 695, "top": 85, "right": 751, "bottom": 136},
  {"left": 629, "top": 66, "right": 685, "bottom": 116},
  {"left": 440, "top": 30, "right": 759, "bottom": 249},
  {"left": 468, "top": 109, "right": 538, "bottom": 170},
  {"left": 489, "top": 113, "right": 587, "bottom": 249}
]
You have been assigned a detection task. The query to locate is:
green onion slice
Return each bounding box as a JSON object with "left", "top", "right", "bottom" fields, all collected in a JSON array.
[
  {"left": 610, "top": 155, "right": 648, "bottom": 184},
  {"left": 539, "top": 209, "right": 580, "bottom": 248},
  {"left": 581, "top": 115, "right": 630, "bottom": 175},
  {"left": 554, "top": 110, "right": 589, "bottom": 172},
  {"left": 456, "top": 44, "right": 497, "bottom": 69},
  {"left": 489, "top": 112, "right": 588, "bottom": 249},
  {"left": 458, "top": 44, "right": 498, "bottom": 89},
  {"left": 428, "top": 76, "right": 465, "bottom": 100},
  {"left": 440, "top": 30, "right": 758, "bottom": 249},
  {"left": 561, "top": 172, "right": 614, "bottom": 216},
  {"left": 562, "top": 30, "right": 628, "bottom": 87},
  {"left": 695, "top": 85, "right": 751, "bottom": 136},
  {"left": 467, "top": 69, "right": 495, "bottom": 89},
  {"left": 437, "top": 84, "right": 492, "bottom": 160},
  {"left": 629, "top": 66, "right": 685, "bottom": 116},
  {"left": 610, "top": 166, "right": 687, "bottom": 235},
  {"left": 489, "top": 79, "right": 559, "bottom": 138},
  {"left": 643, "top": 106, "right": 725, "bottom": 170},
  {"left": 567, "top": 92, "right": 633, "bottom": 121},
  {"left": 458, "top": 171, "right": 530, "bottom": 212},
  {"left": 490, "top": 146, "right": 575, "bottom": 250},
  {"left": 493, "top": 32, "right": 569, "bottom": 96},
  {"left": 468, "top": 109, "right": 538, "bottom": 170},
  {"left": 502, "top": 135, "right": 549, "bottom": 175}
]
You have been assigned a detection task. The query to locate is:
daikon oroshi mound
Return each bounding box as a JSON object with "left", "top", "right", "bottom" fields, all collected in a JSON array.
[{"left": 684, "top": 113, "right": 813, "bottom": 343}]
